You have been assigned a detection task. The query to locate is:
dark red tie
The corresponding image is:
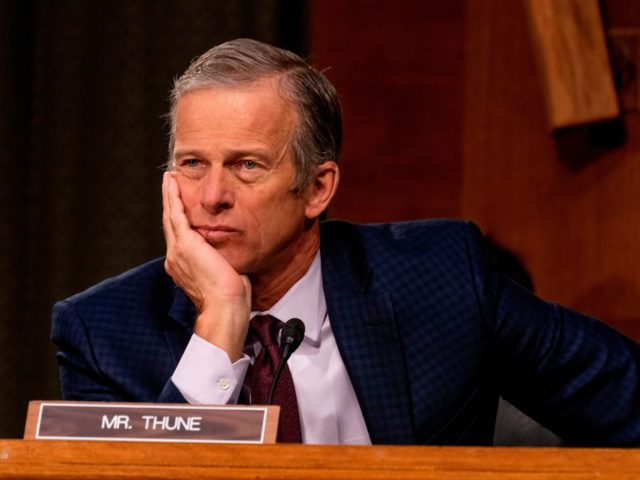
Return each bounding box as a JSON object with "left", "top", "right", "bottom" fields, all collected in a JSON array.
[{"left": 247, "top": 315, "right": 302, "bottom": 443}]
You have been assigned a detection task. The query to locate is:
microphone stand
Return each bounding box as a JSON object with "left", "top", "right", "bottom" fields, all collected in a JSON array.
[{"left": 267, "top": 318, "right": 305, "bottom": 405}]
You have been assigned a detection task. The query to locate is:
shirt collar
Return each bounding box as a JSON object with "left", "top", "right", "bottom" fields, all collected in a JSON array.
[{"left": 251, "top": 251, "right": 326, "bottom": 344}]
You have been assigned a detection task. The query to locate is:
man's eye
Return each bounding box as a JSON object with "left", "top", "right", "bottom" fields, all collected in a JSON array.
[
  {"left": 242, "top": 160, "right": 258, "bottom": 170},
  {"left": 183, "top": 159, "right": 201, "bottom": 167}
]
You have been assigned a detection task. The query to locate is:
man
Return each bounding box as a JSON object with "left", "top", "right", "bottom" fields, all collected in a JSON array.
[{"left": 52, "top": 38, "right": 640, "bottom": 446}]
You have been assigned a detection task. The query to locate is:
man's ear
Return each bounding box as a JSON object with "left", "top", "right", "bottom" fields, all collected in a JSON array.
[{"left": 304, "top": 161, "right": 340, "bottom": 220}]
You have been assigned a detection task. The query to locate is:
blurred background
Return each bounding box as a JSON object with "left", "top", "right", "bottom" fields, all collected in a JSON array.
[{"left": 0, "top": 0, "right": 638, "bottom": 438}]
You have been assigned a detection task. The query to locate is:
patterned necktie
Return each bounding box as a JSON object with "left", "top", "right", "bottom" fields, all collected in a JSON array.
[{"left": 247, "top": 314, "right": 302, "bottom": 443}]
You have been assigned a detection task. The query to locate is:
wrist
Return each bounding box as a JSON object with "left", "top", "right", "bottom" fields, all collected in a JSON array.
[{"left": 194, "top": 305, "right": 250, "bottom": 362}]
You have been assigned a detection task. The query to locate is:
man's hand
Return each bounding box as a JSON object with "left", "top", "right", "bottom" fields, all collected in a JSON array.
[{"left": 162, "top": 172, "right": 251, "bottom": 361}]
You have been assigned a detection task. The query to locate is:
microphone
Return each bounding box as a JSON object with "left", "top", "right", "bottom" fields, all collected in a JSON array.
[
  {"left": 267, "top": 318, "right": 305, "bottom": 405},
  {"left": 280, "top": 318, "right": 305, "bottom": 362}
]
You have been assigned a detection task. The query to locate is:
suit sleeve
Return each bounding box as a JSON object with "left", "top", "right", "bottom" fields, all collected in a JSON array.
[
  {"left": 463, "top": 223, "right": 640, "bottom": 446},
  {"left": 51, "top": 299, "right": 187, "bottom": 403}
]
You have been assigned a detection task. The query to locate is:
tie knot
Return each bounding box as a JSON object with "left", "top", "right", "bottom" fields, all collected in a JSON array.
[{"left": 250, "top": 314, "right": 281, "bottom": 348}]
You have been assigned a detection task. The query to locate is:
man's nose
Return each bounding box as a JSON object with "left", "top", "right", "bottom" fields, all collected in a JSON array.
[{"left": 200, "top": 167, "right": 234, "bottom": 213}]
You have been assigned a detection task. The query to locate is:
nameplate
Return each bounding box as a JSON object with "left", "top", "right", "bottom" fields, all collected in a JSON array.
[{"left": 24, "top": 401, "right": 279, "bottom": 444}]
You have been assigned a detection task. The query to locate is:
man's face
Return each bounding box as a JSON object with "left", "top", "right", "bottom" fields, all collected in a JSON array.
[{"left": 172, "top": 79, "right": 314, "bottom": 277}]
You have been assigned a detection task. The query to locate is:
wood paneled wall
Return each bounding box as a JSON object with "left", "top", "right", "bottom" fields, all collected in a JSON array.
[
  {"left": 311, "top": 0, "right": 640, "bottom": 339},
  {"left": 311, "top": 1, "right": 466, "bottom": 221}
]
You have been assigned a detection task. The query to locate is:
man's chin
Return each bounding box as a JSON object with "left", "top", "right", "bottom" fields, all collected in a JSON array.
[{"left": 205, "top": 244, "right": 253, "bottom": 275}]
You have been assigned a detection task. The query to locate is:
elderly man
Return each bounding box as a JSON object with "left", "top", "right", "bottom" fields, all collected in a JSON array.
[{"left": 52, "top": 38, "right": 640, "bottom": 446}]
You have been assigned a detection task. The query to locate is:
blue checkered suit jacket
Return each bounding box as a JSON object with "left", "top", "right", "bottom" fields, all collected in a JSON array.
[{"left": 52, "top": 220, "right": 640, "bottom": 445}]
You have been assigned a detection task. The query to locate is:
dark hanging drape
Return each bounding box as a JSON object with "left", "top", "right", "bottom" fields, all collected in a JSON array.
[{"left": 0, "top": 0, "right": 308, "bottom": 438}]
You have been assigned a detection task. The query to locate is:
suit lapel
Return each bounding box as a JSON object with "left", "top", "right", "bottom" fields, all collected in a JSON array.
[
  {"left": 163, "top": 287, "right": 196, "bottom": 366},
  {"left": 321, "top": 222, "right": 415, "bottom": 444}
]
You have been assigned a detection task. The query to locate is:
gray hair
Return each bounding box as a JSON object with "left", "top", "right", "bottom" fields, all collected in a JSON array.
[{"left": 167, "top": 38, "right": 342, "bottom": 192}]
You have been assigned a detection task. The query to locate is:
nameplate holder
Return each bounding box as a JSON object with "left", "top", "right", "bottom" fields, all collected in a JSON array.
[{"left": 24, "top": 401, "right": 279, "bottom": 444}]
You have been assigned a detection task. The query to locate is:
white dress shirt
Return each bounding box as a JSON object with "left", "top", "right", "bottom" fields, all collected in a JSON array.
[{"left": 172, "top": 252, "right": 371, "bottom": 444}]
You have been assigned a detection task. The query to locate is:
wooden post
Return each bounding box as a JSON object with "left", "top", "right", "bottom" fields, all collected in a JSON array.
[{"left": 525, "top": 0, "right": 619, "bottom": 128}]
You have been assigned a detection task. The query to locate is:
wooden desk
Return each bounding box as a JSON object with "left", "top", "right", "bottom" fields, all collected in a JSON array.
[{"left": 0, "top": 440, "right": 638, "bottom": 479}]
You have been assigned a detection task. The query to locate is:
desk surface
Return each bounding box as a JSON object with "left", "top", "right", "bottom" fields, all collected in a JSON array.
[{"left": 0, "top": 440, "right": 638, "bottom": 479}]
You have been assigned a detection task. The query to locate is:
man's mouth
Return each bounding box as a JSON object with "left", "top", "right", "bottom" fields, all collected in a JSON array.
[{"left": 193, "top": 225, "right": 239, "bottom": 243}]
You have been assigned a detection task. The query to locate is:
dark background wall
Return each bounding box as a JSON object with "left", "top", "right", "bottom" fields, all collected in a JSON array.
[
  {"left": 1, "top": 0, "right": 638, "bottom": 439},
  {"left": 0, "top": 0, "right": 308, "bottom": 438}
]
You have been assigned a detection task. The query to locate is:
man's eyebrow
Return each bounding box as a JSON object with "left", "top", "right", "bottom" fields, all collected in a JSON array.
[
  {"left": 174, "top": 146, "right": 276, "bottom": 160},
  {"left": 173, "top": 148, "right": 205, "bottom": 158}
]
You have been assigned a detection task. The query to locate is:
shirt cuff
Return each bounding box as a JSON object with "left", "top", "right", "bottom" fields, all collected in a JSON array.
[{"left": 172, "top": 333, "right": 250, "bottom": 404}]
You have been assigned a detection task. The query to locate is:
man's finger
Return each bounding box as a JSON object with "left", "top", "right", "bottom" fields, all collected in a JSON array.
[
  {"left": 165, "top": 173, "right": 193, "bottom": 239},
  {"left": 162, "top": 172, "right": 176, "bottom": 249}
]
